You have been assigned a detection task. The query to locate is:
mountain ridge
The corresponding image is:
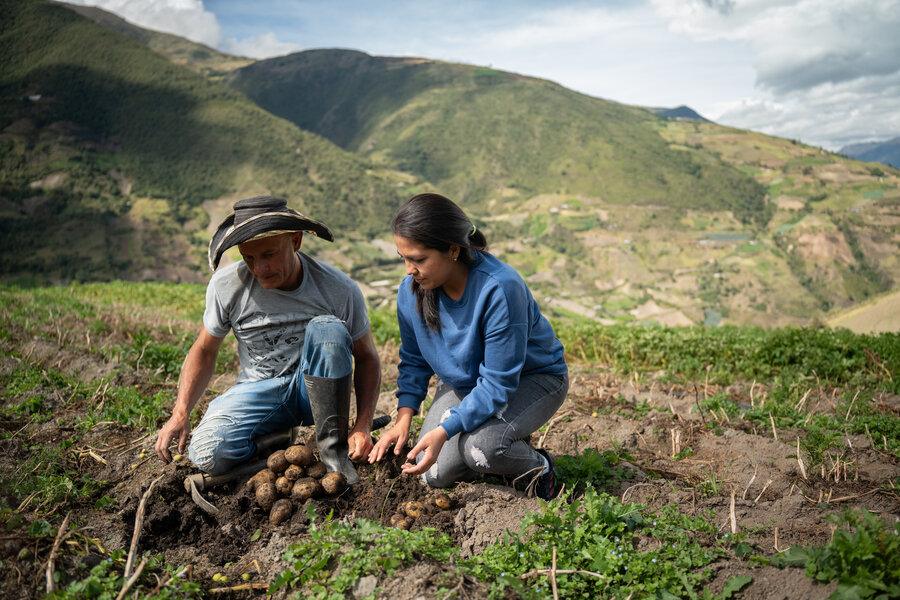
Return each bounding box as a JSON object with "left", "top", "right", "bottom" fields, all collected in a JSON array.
[
  {"left": 840, "top": 136, "right": 900, "bottom": 169},
  {"left": 225, "top": 49, "right": 770, "bottom": 227},
  {"left": 0, "top": 0, "right": 407, "bottom": 281},
  {"left": 3, "top": 0, "right": 899, "bottom": 331}
]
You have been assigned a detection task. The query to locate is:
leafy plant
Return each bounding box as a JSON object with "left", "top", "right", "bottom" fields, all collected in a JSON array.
[
  {"left": 48, "top": 550, "right": 201, "bottom": 600},
  {"left": 0, "top": 441, "right": 104, "bottom": 510},
  {"left": 464, "top": 488, "right": 729, "bottom": 599},
  {"left": 770, "top": 508, "right": 900, "bottom": 599},
  {"left": 271, "top": 505, "right": 456, "bottom": 599},
  {"left": 555, "top": 447, "right": 632, "bottom": 492},
  {"left": 80, "top": 385, "right": 170, "bottom": 431}
]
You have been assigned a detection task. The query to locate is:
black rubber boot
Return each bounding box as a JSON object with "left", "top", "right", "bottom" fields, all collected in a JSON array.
[
  {"left": 253, "top": 426, "right": 303, "bottom": 458},
  {"left": 306, "top": 373, "right": 359, "bottom": 484}
]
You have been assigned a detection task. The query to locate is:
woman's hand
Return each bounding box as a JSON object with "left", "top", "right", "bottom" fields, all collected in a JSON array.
[
  {"left": 368, "top": 407, "right": 415, "bottom": 463},
  {"left": 401, "top": 426, "right": 448, "bottom": 475},
  {"left": 368, "top": 424, "right": 409, "bottom": 463}
]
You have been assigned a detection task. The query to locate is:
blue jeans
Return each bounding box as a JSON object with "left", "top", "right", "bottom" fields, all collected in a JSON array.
[
  {"left": 188, "top": 315, "right": 352, "bottom": 475},
  {"left": 417, "top": 371, "right": 568, "bottom": 487}
]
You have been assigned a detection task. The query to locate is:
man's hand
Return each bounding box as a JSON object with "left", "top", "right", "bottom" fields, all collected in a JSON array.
[
  {"left": 155, "top": 413, "right": 191, "bottom": 463},
  {"left": 156, "top": 327, "right": 223, "bottom": 463},
  {"left": 401, "top": 426, "right": 448, "bottom": 475},
  {"left": 347, "top": 425, "right": 373, "bottom": 462}
]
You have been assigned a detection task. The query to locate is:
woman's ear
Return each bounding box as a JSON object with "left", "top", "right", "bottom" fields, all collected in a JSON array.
[{"left": 449, "top": 245, "right": 461, "bottom": 262}]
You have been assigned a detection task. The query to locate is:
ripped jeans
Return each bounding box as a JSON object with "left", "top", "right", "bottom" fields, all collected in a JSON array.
[
  {"left": 188, "top": 315, "right": 352, "bottom": 475},
  {"left": 416, "top": 372, "right": 568, "bottom": 488}
]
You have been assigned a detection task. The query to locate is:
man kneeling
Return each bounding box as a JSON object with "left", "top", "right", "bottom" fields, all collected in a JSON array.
[{"left": 154, "top": 196, "right": 381, "bottom": 484}]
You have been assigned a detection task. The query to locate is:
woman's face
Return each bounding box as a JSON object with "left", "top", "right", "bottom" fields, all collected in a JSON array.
[{"left": 394, "top": 235, "right": 459, "bottom": 291}]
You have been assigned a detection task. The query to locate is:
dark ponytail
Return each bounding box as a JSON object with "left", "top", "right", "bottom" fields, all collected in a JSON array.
[{"left": 392, "top": 193, "right": 488, "bottom": 332}]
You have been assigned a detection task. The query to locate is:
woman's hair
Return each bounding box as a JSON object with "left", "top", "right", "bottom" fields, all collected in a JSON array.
[{"left": 392, "top": 193, "right": 488, "bottom": 332}]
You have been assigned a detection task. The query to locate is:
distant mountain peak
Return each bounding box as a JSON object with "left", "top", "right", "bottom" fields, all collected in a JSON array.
[
  {"left": 839, "top": 136, "right": 900, "bottom": 168},
  {"left": 649, "top": 105, "right": 710, "bottom": 122}
]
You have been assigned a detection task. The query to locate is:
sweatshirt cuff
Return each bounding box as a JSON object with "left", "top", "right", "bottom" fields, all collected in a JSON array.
[
  {"left": 396, "top": 393, "right": 423, "bottom": 414},
  {"left": 439, "top": 414, "right": 464, "bottom": 439}
]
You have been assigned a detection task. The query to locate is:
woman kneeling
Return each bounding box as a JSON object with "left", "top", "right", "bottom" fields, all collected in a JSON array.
[{"left": 368, "top": 193, "right": 569, "bottom": 500}]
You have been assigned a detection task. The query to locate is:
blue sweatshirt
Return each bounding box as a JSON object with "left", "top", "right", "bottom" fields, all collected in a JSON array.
[{"left": 396, "top": 252, "right": 567, "bottom": 439}]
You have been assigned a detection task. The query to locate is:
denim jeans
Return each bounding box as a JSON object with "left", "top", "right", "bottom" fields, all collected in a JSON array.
[
  {"left": 417, "top": 371, "right": 569, "bottom": 487},
  {"left": 188, "top": 315, "right": 352, "bottom": 475}
]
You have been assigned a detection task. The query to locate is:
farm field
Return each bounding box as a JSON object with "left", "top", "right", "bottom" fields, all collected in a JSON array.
[{"left": 0, "top": 283, "right": 898, "bottom": 599}]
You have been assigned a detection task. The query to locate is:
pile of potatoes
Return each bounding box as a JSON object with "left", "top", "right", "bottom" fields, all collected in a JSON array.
[
  {"left": 388, "top": 496, "right": 452, "bottom": 530},
  {"left": 247, "top": 444, "right": 347, "bottom": 525}
]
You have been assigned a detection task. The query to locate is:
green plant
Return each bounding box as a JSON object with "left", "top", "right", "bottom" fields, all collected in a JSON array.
[
  {"left": 464, "top": 488, "right": 729, "bottom": 599},
  {"left": 673, "top": 447, "right": 695, "bottom": 460},
  {"left": 0, "top": 441, "right": 104, "bottom": 511},
  {"left": 771, "top": 508, "right": 900, "bottom": 599},
  {"left": 79, "top": 385, "right": 170, "bottom": 431},
  {"left": 271, "top": 505, "right": 456, "bottom": 599},
  {"left": 701, "top": 575, "right": 753, "bottom": 599},
  {"left": 798, "top": 425, "right": 841, "bottom": 471},
  {"left": 555, "top": 447, "right": 632, "bottom": 492},
  {"left": 48, "top": 550, "right": 202, "bottom": 600},
  {"left": 694, "top": 469, "right": 722, "bottom": 497}
]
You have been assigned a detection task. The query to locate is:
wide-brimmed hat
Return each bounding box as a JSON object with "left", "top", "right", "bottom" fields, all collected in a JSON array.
[{"left": 208, "top": 196, "right": 334, "bottom": 270}]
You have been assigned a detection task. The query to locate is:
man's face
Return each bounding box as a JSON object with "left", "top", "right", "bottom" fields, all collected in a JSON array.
[{"left": 238, "top": 232, "right": 303, "bottom": 291}]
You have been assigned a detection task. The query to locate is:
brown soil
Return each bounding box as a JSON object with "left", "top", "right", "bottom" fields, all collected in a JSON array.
[{"left": 1, "top": 333, "right": 898, "bottom": 599}]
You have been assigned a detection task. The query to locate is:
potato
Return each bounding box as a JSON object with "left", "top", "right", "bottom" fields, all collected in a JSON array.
[
  {"left": 394, "top": 517, "right": 411, "bottom": 530},
  {"left": 284, "top": 464, "right": 304, "bottom": 481},
  {"left": 403, "top": 501, "right": 425, "bottom": 519},
  {"left": 320, "top": 471, "right": 347, "bottom": 496},
  {"left": 256, "top": 482, "right": 277, "bottom": 511},
  {"left": 423, "top": 497, "right": 438, "bottom": 514},
  {"left": 434, "top": 495, "right": 452, "bottom": 511},
  {"left": 284, "top": 444, "right": 314, "bottom": 467},
  {"left": 306, "top": 461, "right": 327, "bottom": 480},
  {"left": 389, "top": 513, "right": 406, "bottom": 527},
  {"left": 291, "top": 477, "right": 322, "bottom": 502},
  {"left": 275, "top": 476, "right": 292, "bottom": 495},
  {"left": 246, "top": 469, "right": 277, "bottom": 491},
  {"left": 266, "top": 449, "right": 289, "bottom": 473},
  {"left": 269, "top": 498, "right": 293, "bottom": 525}
]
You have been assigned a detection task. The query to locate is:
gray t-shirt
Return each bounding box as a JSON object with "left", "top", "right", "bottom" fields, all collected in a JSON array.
[{"left": 203, "top": 251, "right": 369, "bottom": 383}]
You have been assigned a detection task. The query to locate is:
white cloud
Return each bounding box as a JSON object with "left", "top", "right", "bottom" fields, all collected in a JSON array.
[
  {"left": 651, "top": 0, "right": 900, "bottom": 92},
  {"left": 67, "top": 1, "right": 302, "bottom": 62},
  {"left": 222, "top": 33, "right": 302, "bottom": 59},
  {"left": 652, "top": 0, "right": 900, "bottom": 148},
  {"left": 716, "top": 71, "right": 900, "bottom": 150},
  {"left": 66, "top": 0, "right": 223, "bottom": 47}
]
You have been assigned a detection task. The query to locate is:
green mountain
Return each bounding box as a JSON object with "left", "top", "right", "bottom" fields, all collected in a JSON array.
[
  {"left": 62, "top": 2, "right": 254, "bottom": 78},
  {"left": 840, "top": 137, "right": 900, "bottom": 169},
  {"left": 225, "top": 50, "right": 768, "bottom": 227},
  {"left": 3, "top": 2, "right": 899, "bottom": 330},
  {"left": 0, "top": 0, "right": 405, "bottom": 282},
  {"left": 222, "top": 49, "right": 900, "bottom": 328}
]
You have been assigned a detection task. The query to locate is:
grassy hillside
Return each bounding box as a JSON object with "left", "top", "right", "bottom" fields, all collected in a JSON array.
[
  {"left": 225, "top": 50, "right": 768, "bottom": 227},
  {"left": 226, "top": 50, "right": 900, "bottom": 325},
  {"left": 61, "top": 2, "right": 254, "bottom": 78},
  {"left": 0, "top": 0, "right": 405, "bottom": 282},
  {"left": 224, "top": 49, "right": 900, "bottom": 329},
  {"left": 4, "top": 6, "right": 899, "bottom": 330}
]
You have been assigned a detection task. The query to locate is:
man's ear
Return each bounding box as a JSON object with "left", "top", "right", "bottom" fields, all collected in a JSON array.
[{"left": 291, "top": 231, "right": 304, "bottom": 251}]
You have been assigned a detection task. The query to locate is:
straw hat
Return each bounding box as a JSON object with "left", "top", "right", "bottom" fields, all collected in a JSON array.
[{"left": 208, "top": 196, "right": 333, "bottom": 270}]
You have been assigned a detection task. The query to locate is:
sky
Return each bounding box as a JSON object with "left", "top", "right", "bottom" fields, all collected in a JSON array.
[{"left": 66, "top": 0, "right": 900, "bottom": 152}]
